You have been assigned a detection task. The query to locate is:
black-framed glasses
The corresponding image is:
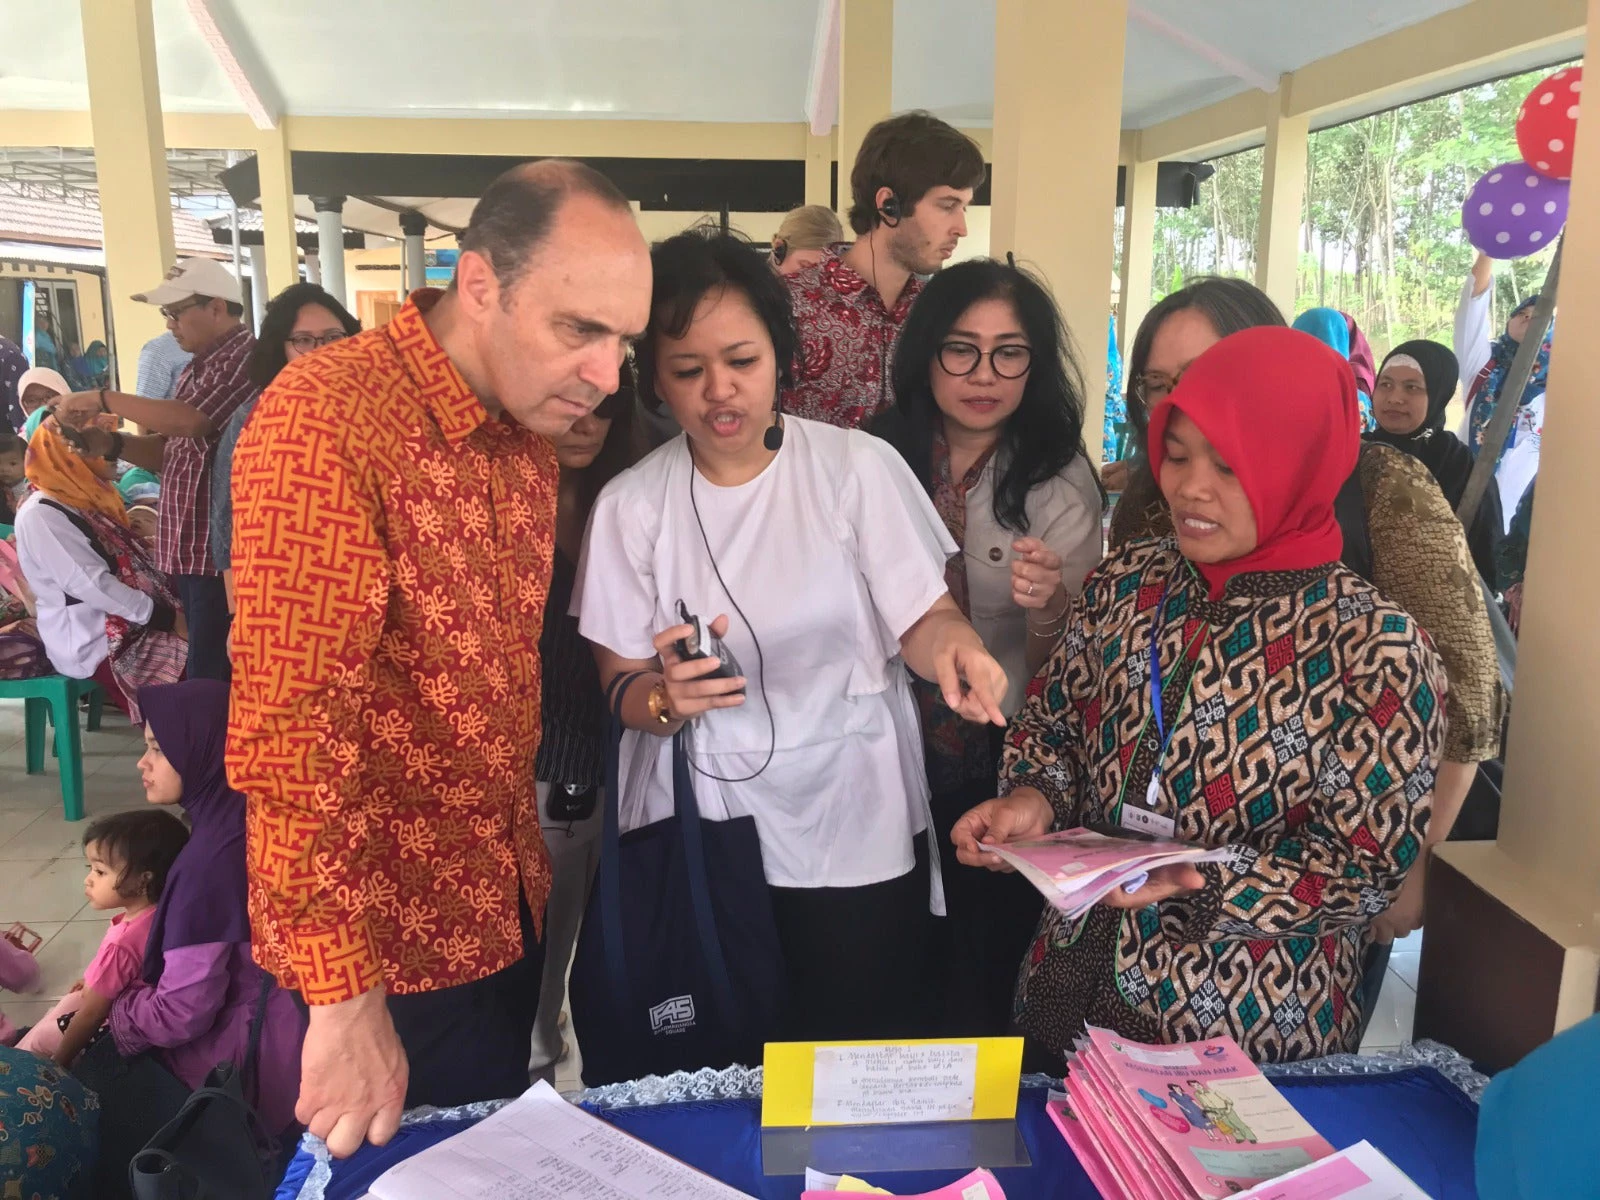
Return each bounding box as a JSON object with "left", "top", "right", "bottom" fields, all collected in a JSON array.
[
  {"left": 937, "top": 341, "right": 1032, "bottom": 379},
  {"left": 286, "top": 331, "right": 348, "bottom": 353},
  {"left": 159, "top": 296, "right": 209, "bottom": 322}
]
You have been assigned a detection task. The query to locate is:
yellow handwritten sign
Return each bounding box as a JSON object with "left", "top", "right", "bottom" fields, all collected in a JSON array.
[{"left": 761, "top": 1038, "right": 1024, "bottom": 1128}]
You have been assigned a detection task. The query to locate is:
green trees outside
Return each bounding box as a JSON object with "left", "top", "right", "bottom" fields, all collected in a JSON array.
[{"left": 1141, "top": 63, "right": 1575, "bottom": 360}]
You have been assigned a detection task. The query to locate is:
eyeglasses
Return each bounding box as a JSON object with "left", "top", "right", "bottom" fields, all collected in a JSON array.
[
  {"left": 159, "top": 297, "right": 209, "bottom": 322},
  {"left": 1132, "top": 371, "right": 1183, "bottom": 407},
  {"left": 937, "top": 341, "right": 1032, "bottom": 379},
  {"left": 286, "top": 331, "right": 348, "bottom": 353}
]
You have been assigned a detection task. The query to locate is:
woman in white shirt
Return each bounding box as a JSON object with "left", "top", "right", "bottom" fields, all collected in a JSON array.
[
  {"left": 575, "top": 228, "right": 1007, "bottom": 1042},
  {"left": 1453, "top": 251, "right": 1550, "bottom": 532},
  {"left": 869, "top": 258, "right": 1104, "bottom": 1035},
  {"left": 13, "top": 421, "right": 184, "bottom": 719}
]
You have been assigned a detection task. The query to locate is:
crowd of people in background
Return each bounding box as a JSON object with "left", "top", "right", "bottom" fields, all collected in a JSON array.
[{"left": 0, "top": 104, "right": 1565, "bottom": 1198}]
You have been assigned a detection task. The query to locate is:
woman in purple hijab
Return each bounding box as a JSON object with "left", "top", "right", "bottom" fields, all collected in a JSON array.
[{"left": 91, "top": 680, "right": 304, "bottom": 1173}]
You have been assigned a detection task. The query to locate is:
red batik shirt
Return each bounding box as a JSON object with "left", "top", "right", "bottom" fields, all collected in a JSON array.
[
  {"left": 227, "top": 291, "right": 557, "bottom": 1004},
  {"left": 157, "top": 321, "right": 256, "bottom": 576},
  {"left": 782, "top": 243, "right": 925, "bottom": 429}
]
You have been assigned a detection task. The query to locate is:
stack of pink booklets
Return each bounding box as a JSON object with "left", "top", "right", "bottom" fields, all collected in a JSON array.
[
  {"left": 983, "top": 828, "right": 1232, "bottom": 919},
  {"left": 1049, "top": 1027, "right": 1338, "bottom": 1199}
]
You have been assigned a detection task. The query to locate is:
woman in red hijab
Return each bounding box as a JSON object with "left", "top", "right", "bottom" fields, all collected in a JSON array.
[{"left": 952, "top": 327, "right": 1448, "bottom": 1066}]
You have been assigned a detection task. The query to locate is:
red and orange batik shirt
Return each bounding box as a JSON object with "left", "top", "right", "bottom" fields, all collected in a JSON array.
[
  {"left": 782, "top": 244, "right": 925, "bottom": 429},
  {"left": 227, "top": 291, "right": 556, "bottom": 1004}
]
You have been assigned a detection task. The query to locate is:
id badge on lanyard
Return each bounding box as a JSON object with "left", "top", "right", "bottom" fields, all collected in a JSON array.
[{"left": 1118, "top": 574, "right": 1194, "bottom": 840}]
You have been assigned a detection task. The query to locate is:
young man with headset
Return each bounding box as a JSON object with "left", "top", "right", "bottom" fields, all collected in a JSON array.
[{"left": 783, "top": 111, "right": 985, "bottom": 430}]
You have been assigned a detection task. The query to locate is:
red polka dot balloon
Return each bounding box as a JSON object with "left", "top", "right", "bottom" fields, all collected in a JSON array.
[{"left": 1517, "top": 66, "right": 1582, "bottom": 180}]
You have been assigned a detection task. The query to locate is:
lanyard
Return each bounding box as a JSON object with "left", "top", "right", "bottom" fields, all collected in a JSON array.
[{"left": 1112, "top": 568, "right": 1208, "bottom": 819}]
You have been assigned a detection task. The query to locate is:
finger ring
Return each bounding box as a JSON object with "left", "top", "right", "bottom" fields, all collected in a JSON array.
[{"left": 1027, "top": 582, "right": 1036, "bottom": 596}]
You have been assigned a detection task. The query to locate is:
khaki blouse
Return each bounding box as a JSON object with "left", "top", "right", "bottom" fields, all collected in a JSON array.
[{"left": 1109, "top": 443, "right": 1504, "bottom": 762}]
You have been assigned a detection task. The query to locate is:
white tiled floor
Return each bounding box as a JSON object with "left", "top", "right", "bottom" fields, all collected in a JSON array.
[
  {"left": 0, "top": 696, "right": 593, "bottom": 1088},
  {"left": 0, "top": 696, "right": 143, "bottom": 1036},
  {"left": 0, "top": 695, "right": 1416, "bottom": 1072}
]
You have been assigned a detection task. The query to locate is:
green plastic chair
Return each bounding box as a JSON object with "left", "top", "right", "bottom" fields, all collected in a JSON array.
[{"left": 0, "top": 675, "right": 103, "bottom": 821}]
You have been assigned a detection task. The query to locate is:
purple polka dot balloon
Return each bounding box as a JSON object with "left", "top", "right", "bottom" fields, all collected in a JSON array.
[{"left": 1462, "top": 161, "right": 1569, "bottom": 259}]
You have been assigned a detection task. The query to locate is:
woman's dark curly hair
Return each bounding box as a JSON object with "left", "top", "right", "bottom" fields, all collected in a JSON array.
[
  {"left": 247, "top": 282, "right": 361, "bottom": 390},
  {"left": 874, "top": 257, "right": 1100, "bottom": 532},
  {"left": 637, "top": 224, "right": 795, "bottom": 411}
]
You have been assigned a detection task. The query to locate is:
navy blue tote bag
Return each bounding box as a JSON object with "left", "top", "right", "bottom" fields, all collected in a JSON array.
[{"left": 569, "top": 672, "right": 783, "bottom": 1085}]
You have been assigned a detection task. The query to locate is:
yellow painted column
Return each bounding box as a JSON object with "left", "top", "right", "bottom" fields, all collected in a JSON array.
[
  {"left": 80, "top": 0, "right": 174, "bottom": 391},
  {"left": 1254, "top": 77, "right": 1309, "bottom": 319},
  {"left": 256, "top": 122, "right": 300, "bottom": 303},
  {"left": 805, "top": 130, "right": 835, "bottom": 210},
  {"left": 991, "top": 0, "right": 1128, "bottom": 453},
  {"left": 836, "top": 0, "right": 893, "bottom": 222},
  {"left": 1424, "top": 20, "right": 1600, "bottom": 1059},
  {"left": 1118, "top": 146, "right": 1160, "bottom": 355}
]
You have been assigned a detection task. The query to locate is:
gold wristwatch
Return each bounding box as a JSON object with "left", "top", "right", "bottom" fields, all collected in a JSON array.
[{"left": 646, "top": 678, "right": 674, "bottom": 725}]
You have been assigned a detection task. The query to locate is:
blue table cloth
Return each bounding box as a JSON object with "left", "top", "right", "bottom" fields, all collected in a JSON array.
[{"left": 278, "top": 1052, "right": 1482, "bottom": 1199}]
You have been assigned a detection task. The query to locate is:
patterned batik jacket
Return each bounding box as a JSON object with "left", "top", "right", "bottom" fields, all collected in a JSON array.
[{"left": 1007, "top": 538, "right": 1447, "bottom": 1063}]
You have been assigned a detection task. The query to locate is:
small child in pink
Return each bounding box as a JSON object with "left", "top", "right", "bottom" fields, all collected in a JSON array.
[{"left": 18, "top": 809, "right": 188, "bottom": 1066}]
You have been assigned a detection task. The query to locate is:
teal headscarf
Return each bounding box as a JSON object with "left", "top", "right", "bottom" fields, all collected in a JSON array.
[
  {"left": 1294, "top": 307, "right": 1374, "bottom": 431},
  {"left": 1292, "top": 308, "right": 1351, "bottom": 357}
]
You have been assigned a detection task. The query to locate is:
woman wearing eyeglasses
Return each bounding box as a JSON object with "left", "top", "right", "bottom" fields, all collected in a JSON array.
[
  {"left": 210, "top": 283, "right": 360, "bottom": 610},
  {"left": 871, "top": 258, "right": 1104, "bottom": 1035}
]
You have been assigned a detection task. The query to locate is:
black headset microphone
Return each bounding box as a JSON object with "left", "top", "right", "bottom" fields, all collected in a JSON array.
[{"left": 763, "top": 391, "right": 784, "bottom": 451}]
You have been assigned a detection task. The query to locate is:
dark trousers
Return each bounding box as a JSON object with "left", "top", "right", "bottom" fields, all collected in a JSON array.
[
  {"left": 927, "top": 775, "right": 1044, "bottom": 1037},
  {"left": 767, "top": 838, "right": 934, "bottom": 1043},
  {"left": 175, "top": 573, "right": 232, "bottom": 682},
  {"left": 387, "top": 891, "right": 547, "bottom": 1108},
  {"left": 1358, "top": 938, "right": 1395, "bottom": 1043}
]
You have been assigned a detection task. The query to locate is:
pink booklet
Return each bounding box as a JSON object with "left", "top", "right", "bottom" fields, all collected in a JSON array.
[
  {"left": 982, "top": 828, "right": 1231, "bottom": 919},
  {"left": 800, "top": 1167, "right": 1006, "bottom": 1199},
  {"left": 1071, "top": 1027, "right": 1334, "bottom": 1199}
]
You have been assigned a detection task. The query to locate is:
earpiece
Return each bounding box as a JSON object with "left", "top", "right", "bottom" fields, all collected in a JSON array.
[
  {"left": 878, "top": 192, "right": 902, "bottom": 227},
  {"left": 763, "top": 388, "right": 784, "bottom": 451}
]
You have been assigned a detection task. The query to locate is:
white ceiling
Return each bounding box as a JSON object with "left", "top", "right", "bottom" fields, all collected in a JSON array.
[{"left": 0, "top": 0, "right": 1479, "bottom": 130}]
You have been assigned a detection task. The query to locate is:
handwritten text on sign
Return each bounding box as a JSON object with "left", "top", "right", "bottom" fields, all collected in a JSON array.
[{"left": 811, "top": 1043, "right": 979, "bottom": 1126}]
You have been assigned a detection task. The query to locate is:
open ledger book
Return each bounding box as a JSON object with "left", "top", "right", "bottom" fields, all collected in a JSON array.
[
  {"left": 982, "top": 827, "right": 1232, "bottom": 919},
  {"left": 1047, "top": 1027, "right": 1336, "bottom": 1200},
  {"left": 366, "top": 1079, "right": 747, "bottom": 1199}
]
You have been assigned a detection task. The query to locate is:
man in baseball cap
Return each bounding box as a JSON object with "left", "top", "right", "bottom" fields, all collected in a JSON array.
[
  {"left": 130, "top": 257, "right": 244, "bottom": 310},
  {"left": 52, "top": 256, "right": 257, "bottom": 682}
]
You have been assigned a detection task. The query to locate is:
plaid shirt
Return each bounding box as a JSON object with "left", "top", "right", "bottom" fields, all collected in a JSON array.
[
  {"left": 781, "top": 243, "right": 925, "bottom": 430},
  {"left": 156, "top": 322, "right": 256, "bottom": 577}
]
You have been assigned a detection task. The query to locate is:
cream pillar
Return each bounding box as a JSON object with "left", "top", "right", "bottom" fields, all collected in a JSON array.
[
  {"left": 311, "top": 196, "right": 347, "bottom": 307},
  {"left": 400, "top": 211, "right": 427, "bottom": 300},
  {"left": 991, "top": 0, "right": 1128, "bottom": 453},
  {"left": 1422, "top": 28, "right": 1600, "bottom": 1066},
  {"left": 836, "top": 0, "right": 893, "bottom": 224},
  {"left": 1118, "top": 147, "right": 1160, "bottom": 356},
  {"left": 256, "top": 124, "right": 299, "bottom": 301},
  {"left": 1254, "top": 77, "right": 1309, "bottom": 319},
  {"left": 245, "top": 244, "right": 267, "bottom": 331},
  {"left": 805, "top": 130, "right": 835, "bottom": 210},
  {"left": 80, "top": 0, "right": 175, "bottom": 391}
]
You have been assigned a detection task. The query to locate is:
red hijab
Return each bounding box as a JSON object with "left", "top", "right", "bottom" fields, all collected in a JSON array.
[{"left": 1147, "top": 326, "right": 1360, "bottom": 598}]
